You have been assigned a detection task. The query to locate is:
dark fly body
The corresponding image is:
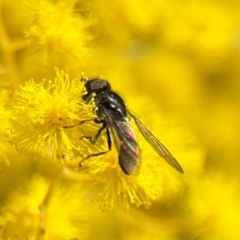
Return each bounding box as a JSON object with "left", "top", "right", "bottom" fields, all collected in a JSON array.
[{"left": 80, "top": 78, "right": 184, "bottom": 175}]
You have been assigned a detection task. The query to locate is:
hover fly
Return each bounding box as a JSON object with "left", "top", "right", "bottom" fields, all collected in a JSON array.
[{"left": 80, "top": 78, "right": 184, "bottom": 175}]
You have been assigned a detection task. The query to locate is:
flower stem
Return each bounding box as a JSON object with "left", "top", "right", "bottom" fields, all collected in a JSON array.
[{"left": 36, "top": 166, "right": 63, "bottom": 240}]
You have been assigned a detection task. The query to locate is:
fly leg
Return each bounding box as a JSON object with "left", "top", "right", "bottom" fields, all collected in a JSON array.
[
  {"left": 79, "top": 121, "right": 112, "bottom": 167},
  {"left": 80, "top": 118, "right": 106, "bottom": 144},
  {"left": 63, "top": 118, "right": 96, "bottom": 128}
]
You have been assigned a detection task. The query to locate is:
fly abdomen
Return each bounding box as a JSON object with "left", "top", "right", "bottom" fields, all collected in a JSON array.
[{"left": 119, "top": 138, "right": 139, "bottom": 175}]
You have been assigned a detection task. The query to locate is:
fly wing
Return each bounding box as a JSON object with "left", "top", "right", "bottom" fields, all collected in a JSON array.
[
  {"left": 128, "top": 111, "right": 184, "bottom": 174},
  {"left": 102, "top": 108, "right": 140, "bottom": 174}
]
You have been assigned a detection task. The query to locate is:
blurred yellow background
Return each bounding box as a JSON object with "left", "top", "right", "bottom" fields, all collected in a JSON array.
[{"left": 1, "top": 0, "right": 240, "bottom": 239}]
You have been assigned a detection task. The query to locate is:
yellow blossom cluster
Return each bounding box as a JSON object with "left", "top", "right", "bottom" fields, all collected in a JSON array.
[{"left": 0, "top": 0, "right": 240, "bottom": 240}]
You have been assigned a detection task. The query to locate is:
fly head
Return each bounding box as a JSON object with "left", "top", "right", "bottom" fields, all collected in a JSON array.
[{"left": 82, "top": 79, "right": 111, "bottom": 101}]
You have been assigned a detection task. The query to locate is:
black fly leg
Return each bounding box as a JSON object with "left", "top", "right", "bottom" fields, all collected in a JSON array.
[
  {"left": 80, "top": 119, "right": 106, "bottom": 144},
  {"left": 105, "top": 127, "right": 111, "bottom": 150},
  {"left": 79, "top": 122, "right": 112, "bottom": 167},
  {"left": 63, "top": 118, "right": 95, "bottom": 129}
]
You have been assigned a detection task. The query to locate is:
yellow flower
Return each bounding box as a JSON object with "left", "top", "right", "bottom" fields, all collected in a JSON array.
[
  {"left": 0, "top": 174, "right": 90, "bottom": 240},
  {"left": 9, "top": 69, "right": 93, "bottom": 162},
  {"left": 23, "top": 0, "right": 91, "bottom": 68},
  {"left": 85, "top": 148, "right": 167, "bottom": 211}
]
